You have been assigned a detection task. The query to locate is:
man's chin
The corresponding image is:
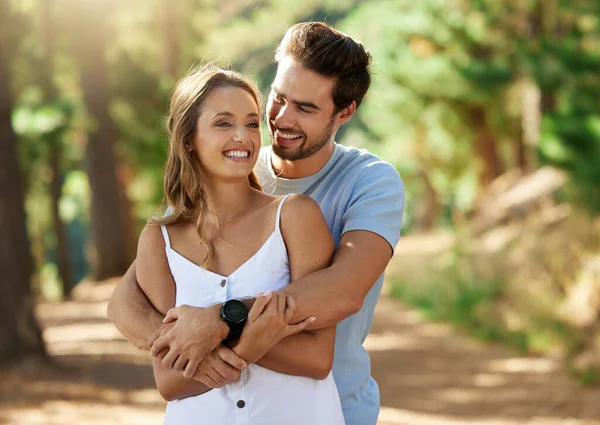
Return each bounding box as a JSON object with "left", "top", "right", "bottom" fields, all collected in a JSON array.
[{"left": 271, "top": 145, "right": 299, "bottom": 161}]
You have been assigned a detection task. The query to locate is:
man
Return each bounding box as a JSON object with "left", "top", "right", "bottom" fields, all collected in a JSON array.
[{"left": 108, "top": 21, "right": 404, "bottom": 425}]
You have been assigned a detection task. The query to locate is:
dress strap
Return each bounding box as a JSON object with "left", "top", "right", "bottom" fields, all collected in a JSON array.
[
  {"left": 275, "top": 194, "right": 292, "bottom": 232},
  {"left": 160, "top": 225, "right": 172, "bottom": 249}
]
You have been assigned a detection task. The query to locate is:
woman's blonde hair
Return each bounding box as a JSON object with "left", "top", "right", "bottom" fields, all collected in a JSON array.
[{"left": 151, "top": 63, "right": 263, "bottom": 267}]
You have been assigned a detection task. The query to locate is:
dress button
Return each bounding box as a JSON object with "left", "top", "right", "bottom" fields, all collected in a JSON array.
[
  {"left": 220, "top": 279, "right": 226, "bottom": 287},
  {"left": 237, "top": 400, "right": 245, "bottom": 408}
]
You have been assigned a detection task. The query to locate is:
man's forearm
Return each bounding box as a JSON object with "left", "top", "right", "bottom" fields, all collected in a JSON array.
[
  {"left": 280, "top": 264, "right": 361, "bottom": 330},
  {"left": 107, "top": 261, "right": 164, "bottom": 350}
]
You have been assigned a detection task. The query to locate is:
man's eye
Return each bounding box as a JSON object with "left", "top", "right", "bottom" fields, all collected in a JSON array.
[{"left": 299, "top": 107, "right": 312, "bottom": 113}]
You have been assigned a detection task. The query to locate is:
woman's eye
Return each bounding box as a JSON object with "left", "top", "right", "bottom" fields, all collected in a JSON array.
[
  {"left": 215, "top": 121, "right": 231, "bottom": 127},
  {"left": 247, "top": 122, "right": 259, "bottom": 128}
]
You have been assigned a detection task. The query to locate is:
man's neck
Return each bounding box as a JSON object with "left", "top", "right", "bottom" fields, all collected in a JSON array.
[{"left": 271, "top": 142, "right": 335, "bottom": 179}]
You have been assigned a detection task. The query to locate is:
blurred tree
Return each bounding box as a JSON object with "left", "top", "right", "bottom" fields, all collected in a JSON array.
[
  {"left": 38, "top": 0, "right": 74, "bottom": 296},
  {"left": 535, "top": 0, "right": 600, "bottom": 212},
  {"left": 0, "top": 0, "right": 47, "bottom": 364},
  {"left": 71, "top": 1, "right": 135, "bottom": 279},
  {"left": 161, "top": 0, "right": 182, "bottom": 80}
]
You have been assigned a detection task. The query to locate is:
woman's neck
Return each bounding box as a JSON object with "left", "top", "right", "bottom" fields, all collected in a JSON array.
[{"left": 202, "top": 177, "right": 254, "bottom": 225}]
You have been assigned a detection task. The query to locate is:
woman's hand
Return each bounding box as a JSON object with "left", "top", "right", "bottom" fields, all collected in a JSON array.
[{"left": 233, "top": 291, "right": 314, "bottom": 364}]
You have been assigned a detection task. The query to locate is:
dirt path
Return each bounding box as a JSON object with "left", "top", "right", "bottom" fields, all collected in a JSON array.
[{"left": 1, "top": 281, "right": 599, "bottom": 425}]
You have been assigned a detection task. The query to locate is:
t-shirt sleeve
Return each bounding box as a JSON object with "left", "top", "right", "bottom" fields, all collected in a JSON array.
[{"left": 341, "top": 161, "right": 405, "bottom": 251}]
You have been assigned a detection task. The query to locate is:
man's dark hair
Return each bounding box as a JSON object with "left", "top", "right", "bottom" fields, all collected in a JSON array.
[{"left": 275, "top": 22, "right": 372, "bottom": 113}]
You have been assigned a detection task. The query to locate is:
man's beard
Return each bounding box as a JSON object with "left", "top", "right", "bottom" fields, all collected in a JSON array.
[{"left": 271, "top": 118, "right": 335, "bottom": 161}]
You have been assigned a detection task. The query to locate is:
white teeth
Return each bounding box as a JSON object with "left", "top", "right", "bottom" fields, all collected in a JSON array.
[
  {"left": 276, "top": 130, "right": 301, "bottom": 140},
  {"left": 224, "top": 150, "right": 249, "bottom": 158}
]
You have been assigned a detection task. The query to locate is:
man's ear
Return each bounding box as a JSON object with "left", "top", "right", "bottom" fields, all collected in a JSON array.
[{"left": 336, "top": 101, "right": 357, "bottom": 125}]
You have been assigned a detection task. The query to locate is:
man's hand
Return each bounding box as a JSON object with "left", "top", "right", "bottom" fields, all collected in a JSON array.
[
  {"left": 192, "top": 345, "right": 247, "bottom": 387},
  {"left": 147, "top": 320, "right": 175, "bottom": 359},
  {"left": 149, "top": 304, "right": 229, "bottom": 374}
]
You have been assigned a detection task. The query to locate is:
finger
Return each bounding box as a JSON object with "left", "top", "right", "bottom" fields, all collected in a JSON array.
[
  {"left": 195, "top": 371, "right": 219, "bottom": 388},
  {"left": 173, "top": 354, "right": 187, "bottom": 371},
  {"left": 163, "top": 307, "right": 180, "bottom": 324},
  {"left": 161, "top": 345, "right": 180, "bottom": 369},
  {"left": 183, "top": 357, "right": 201, "bottom": 379},
  {"left": 218, "top": 346, "right": 247, "bottom": 370},
  {"left": 151, "top": 335, "right": 170, "bottom": 357},
  {"left": 213, "top": 359, "right": 242, "bottom": 382},
  {"left": 147, "top": 327, "right": 162, "bottom": 349},
  {"left": 247, "top": 293, "right": 270, "bottom": 322},
  {"left": 265, "top": 292, "right": 279, "bottom": 315},
  {"left": 156, "top": 347, "right": 169, "bottom": 360},
  {"left": 284, "top": 295, "right": 296, "bottom": 323},
  {"left": 286, "top": 316, "right": 316, "bottom": 337},
  {"left": 277, "top": 291, "right": 286, "bottom": 316},
  {"left": 206, "top": 368, "right": 228, "bottom": 388}
]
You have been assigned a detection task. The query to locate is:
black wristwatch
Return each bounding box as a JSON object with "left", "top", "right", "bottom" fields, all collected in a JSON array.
[{"left": 220, "top": 299, "right": 248, "bottom": 342}]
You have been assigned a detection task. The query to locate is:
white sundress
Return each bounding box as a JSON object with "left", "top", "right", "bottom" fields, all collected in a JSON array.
[{"left": 160, "top": 194, "right": 345, "bottom": 425}]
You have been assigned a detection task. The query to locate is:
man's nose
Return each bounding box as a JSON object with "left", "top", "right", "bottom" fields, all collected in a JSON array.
[{"left": 274, "top": 104, "right": 294, "bottom": 129}]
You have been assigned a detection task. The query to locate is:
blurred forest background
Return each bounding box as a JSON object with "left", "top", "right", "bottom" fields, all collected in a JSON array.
[{"left": 2, "top": 0, "right": 600, "bottom": 421}]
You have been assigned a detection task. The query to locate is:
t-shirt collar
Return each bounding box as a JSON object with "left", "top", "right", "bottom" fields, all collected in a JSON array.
[{"left": 265, "top": 143, "right": 343, "bottom": 191}]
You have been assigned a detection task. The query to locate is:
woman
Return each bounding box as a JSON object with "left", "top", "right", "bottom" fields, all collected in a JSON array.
[{"left": 135, "top": 64, "right": 345, "bottom": 424}]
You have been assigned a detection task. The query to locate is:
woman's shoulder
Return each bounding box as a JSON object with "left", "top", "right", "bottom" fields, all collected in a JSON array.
[
  {"left": 282, "top": 193, "right": 320, "bottom": 213},
  {"left": 280, "top": 194, "right": 326, "bottom": 231}
]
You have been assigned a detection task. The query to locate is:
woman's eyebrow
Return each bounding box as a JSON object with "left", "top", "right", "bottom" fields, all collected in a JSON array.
[{"left": 211, "top": 111, "right": 260, "bottom": 119}]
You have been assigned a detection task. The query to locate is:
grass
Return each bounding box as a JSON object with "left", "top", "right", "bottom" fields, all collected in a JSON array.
[{"left": 390, "top": 265, "right": 581, "bottom": 355}]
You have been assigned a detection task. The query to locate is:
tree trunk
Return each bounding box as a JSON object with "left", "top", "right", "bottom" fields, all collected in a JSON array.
[
  {"left": 419, "top": 170, "right": 442, "bottom": 231},
  {"left": 471, "top": 106, "right": 504, "bottom": 187},
  {"left": 519, "top": 76, "right": 540, "bottom": 172},
  {"left": 40, "top": 0, "right": 74, "bottom": 297},
  {"left": 161, "top": 0, "right": 180, "bottom": 80},
  {"left": 0, "top": 0, "right": 47, "bottom": 364},
  {"left": 73, "top": 3, "right": 134, "bottom": 280}
]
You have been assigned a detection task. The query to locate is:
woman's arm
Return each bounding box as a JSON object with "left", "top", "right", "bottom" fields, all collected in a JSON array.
[
  {"left": 254, "top": 194, "right": 337, "bottom": 379},
  {"left": 135, "top": 225, "right": 211, "bottom": 400}
]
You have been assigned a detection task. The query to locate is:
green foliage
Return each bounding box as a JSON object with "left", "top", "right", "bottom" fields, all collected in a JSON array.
[
  {"left": 572, "top": 366, "right": 600, "bottom": 387},
  {"left": 390, "top": 247, "right": 581, "bottom": 355},
  {"left": 5, "top": 0, "right": 600, "bottom": 298}
]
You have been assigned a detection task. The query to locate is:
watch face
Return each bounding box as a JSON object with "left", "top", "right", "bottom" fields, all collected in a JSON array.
[{"left": 224, "top": 300, "right": 247, "bottom": 324}]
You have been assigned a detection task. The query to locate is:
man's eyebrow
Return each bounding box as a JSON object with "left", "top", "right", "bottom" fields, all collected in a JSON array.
[
  {"left": 272, "top": 86, "right": 321, "bottom": 111},
  {"left": 212, "top": 111, "right": 260, "bottom": 119}
]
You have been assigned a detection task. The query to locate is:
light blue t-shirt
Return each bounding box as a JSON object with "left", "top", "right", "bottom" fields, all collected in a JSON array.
[{"left": 255, "top": 143, "right": 405, "bottom": 425}]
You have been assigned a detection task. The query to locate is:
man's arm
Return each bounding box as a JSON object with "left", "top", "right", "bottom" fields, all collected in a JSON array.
[
  {"left": 153, "top": 230, "right": 391, "bottom": 378},
  {"left": 281, "top": 161, "right": 405, "bottom": 328},
  {"left": 152, "top": 163, "right": 405, "bottom": 377},
  {"left": 280, "top": 229, "right": 393, "bottom": 328},
  {"left": 107, "top": 261, "right": 163, "bottom": 350}
]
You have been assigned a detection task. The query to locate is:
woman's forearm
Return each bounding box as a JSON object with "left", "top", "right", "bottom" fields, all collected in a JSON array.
[
  {"left": 255, "top": 328, "right": 335, "bottom": 380},
  {"left": 107, "top": 261, "right": 164, "bottom": 350},
  {"left": 153, "top": 357, "right": 211, "bottom": 401}
]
